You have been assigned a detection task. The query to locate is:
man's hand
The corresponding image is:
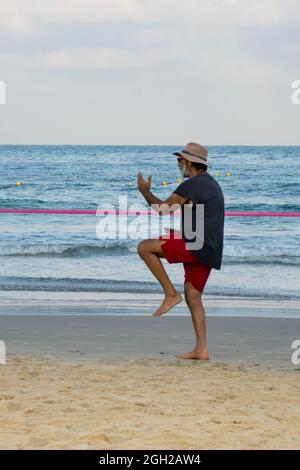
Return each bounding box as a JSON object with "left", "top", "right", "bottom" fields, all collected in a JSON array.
[
  {"left": 137, "top": 172, "right": 152, "bottom": 194},
  {"left": 137, "top": 173, "right": 187, "bottom": 215}
]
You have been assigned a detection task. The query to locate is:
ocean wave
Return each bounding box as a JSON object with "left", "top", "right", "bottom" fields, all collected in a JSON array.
[
  {"left": 0, "top": 241, "right": 139, "bottom": 256},
  {"left": 0, "top": 276, "right": 299, "bottom": 300},
  {"left": 223, "top": 255, "right": 300, "bottom": 266},
  {"left": 0, "top": 241, "right": 300, "bottom": 265},
  {"left": 0, "top": 277, "right": 159, "bottom": 293},
  {"left": 223, "top": 245, "right": 300, "bottom": 265}
]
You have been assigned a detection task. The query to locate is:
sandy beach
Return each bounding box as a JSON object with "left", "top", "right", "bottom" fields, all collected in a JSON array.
[
  {"left": 0, "top": 292, "right": 299, "bottom": 449},
  {"left": 1, "top": 354, "right": 299, "bottom": 450}
]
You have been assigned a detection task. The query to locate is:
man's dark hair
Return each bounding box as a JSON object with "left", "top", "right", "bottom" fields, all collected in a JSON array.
[{"left": 191, "top": 162, "right": 207, "bottom": 171}]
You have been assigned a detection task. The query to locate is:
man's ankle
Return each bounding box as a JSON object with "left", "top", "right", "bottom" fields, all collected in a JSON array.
[{"left": 165, "top": 290, "right": 179, "bottom": 297}]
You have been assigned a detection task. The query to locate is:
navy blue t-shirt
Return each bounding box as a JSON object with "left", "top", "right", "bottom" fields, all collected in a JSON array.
[{"left": 173, "top": 172, "right": 224, "bottom": 270}]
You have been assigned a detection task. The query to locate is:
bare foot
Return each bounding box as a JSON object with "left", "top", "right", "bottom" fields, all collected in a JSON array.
[
  {"left": 152, "top": 292, "right": 182, "bottom": 317},
  {"left": 176, "top": 349, "right": 209, "bottom": 360}
]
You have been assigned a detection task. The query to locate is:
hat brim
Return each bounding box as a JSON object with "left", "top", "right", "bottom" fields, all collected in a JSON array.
[{"left": 172, "top": 151, "right": 208, "bottom": 166}]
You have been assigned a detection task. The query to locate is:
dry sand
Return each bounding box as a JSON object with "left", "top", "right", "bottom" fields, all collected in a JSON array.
[{"left": 0, "top": 354, "right": 299, "bottom": 450}]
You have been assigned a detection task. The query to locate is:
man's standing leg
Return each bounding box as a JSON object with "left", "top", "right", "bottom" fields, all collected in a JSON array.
[
  {"left": 178, "top": 281, "right": 209, "bottom": 360},
  {"left": 137, "top": 238, "right": 182, "bottom": 316}
]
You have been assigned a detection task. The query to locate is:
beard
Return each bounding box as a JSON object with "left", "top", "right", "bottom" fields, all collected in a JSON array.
[{"left": 180, "top": 163, "right": 190, "bottom": 178}]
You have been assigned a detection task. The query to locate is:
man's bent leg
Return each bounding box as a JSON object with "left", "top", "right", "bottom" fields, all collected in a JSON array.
[
  {"left": 137, "top": 239, "right": 182, "bottom": 317},
  {"left": 177, "top": 281, "right": 209, "bottom": 360}
]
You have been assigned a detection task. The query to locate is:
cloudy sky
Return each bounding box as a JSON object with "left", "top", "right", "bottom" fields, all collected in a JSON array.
[{"left": 0, "top": 0, "right": 299, "bottom": 144}]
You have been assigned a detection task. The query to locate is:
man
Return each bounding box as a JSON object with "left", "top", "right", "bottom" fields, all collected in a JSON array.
[{"left": 137, "top": 142, "right": 224, "bottom": 360}]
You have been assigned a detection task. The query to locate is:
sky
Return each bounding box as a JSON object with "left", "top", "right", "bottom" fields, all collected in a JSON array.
[{"left": 0, "top": 0, "right": 299, "bottom": 145}]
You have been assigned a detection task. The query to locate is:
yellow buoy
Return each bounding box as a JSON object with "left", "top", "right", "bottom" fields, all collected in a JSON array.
[
  {"left": 225, "top": 172, "right": 232, "bottom": 177},
  {"left": 177, "top": 178, "right": 183, "bottom": 183},
  {"left": 15, "top": 181, "right": 23, "bottom": 186},
  {"left": 162, "top": 181, "right": 168, "bottom": 186},
  {"left": 215, "top": 172, "right": 221, "bottom": 177}
]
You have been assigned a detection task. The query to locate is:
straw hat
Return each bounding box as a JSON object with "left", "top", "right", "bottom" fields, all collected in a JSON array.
[{"left": 173, "top": 142, "right": 208, "bottom": 166}]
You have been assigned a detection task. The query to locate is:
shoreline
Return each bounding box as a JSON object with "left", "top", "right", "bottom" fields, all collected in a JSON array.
[
  {"left": 1, "top": 313, "right": 299, "bottom": 369},
  {"left": 1, "top": 290, "right": 299, "bottom": 368},
  {"left": 0, "top": 290, "right": 300, "bottom": 318}
]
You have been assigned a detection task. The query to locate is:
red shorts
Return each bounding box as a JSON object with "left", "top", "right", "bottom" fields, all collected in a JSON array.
[{"left": 159, "top": 235, "right": 212, "bottom": 293}]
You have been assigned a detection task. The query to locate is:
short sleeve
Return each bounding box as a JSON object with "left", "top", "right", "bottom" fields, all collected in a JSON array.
[{"left": 172, "top": 179, "right": 192, "bottom": 198}]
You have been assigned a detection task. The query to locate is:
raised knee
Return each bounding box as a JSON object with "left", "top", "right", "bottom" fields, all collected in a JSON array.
[{"left": 137, "top": 240, "right": 147, "bottom": 257}]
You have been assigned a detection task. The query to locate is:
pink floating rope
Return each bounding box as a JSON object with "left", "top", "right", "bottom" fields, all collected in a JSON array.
[
  {"left": 0, "top": 208, "right": 299, "bottom": 217},
  {"left": 225, "top": 211, "right": 300, "bottom": 217},
  {"left": 0, "top": 208, "right": 162, "bottom": 216}
]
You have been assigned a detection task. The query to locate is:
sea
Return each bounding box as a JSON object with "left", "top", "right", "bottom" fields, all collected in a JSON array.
[{"left": 0, "top": 145, "right": 299, "bottom": 303}]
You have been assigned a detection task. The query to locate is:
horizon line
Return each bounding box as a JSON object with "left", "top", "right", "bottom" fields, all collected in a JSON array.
[{"left": 1, "top": 144, "right": 300, "bottom": 147}]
